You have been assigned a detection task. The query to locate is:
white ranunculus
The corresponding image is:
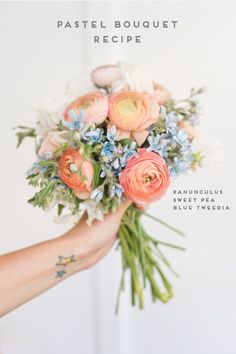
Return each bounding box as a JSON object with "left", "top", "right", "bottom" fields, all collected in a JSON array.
[
  {"left": 34, "top": 96, "right": 69, "bottom": 138},
  {"left": 65, "top": 75, "right": 98, "bottom": 100},
  {"left": 192, "top": 136, "right": 224, "bottom": 170},
  {"left": 111, "top": 61, "right": 154, "bottom": 93}
]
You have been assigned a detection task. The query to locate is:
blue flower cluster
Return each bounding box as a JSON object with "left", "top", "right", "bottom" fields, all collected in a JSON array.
[
  {"left": 100, "top": 126, "right": 137, "bottom": 177},
  {"left": 147, "top": 107, "right": 194, "bottom": 178},
  {"left": 27, "top": 152, "right": 52, "bottom": 176}
]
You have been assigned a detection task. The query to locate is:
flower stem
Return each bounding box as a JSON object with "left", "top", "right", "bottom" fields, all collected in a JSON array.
[{"left": 116, "top": 206, "right": 184, "bottom": 313}]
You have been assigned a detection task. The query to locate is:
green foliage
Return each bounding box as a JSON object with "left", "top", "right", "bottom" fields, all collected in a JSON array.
[
  {"left": 119, "top": 138, "right": 133, "bottom": 147},
  {"left": 153, "top": 117, "right": 166, "bottom": 134},
  {"left": 53, "top": 143, "right": 68, "bottom": 158},
  {"left": 192, "top": 151, "right": 203, "bottom": 166},
  {"left": 165, "top": 87, "right": 206, "bottom": 122},
  {"left": 57, "top": 204, "right": 65, "bottom": 216},
  {"left": 14, "top": 126, "right": 36, "bottom": 148},
  {"left": 28, "top": 180, "right": 57, "bottom": 208},
  {"left": 27, "top": 173, "right": 41, "bottom": 187},
  {"left": 93, "top": 163, "right": 102, "bottom": 188}
]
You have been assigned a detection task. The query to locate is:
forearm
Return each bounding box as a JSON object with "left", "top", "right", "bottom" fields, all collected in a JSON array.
[
  {"left": 0, "top": 232, "right": 86, "bottom": 317},
  {"left": 0, "top": 203, "right": 128, "bottom": 317}
]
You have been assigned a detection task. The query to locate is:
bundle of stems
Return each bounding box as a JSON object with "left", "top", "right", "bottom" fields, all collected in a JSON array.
[{"left": 116, "top": 205, "right": 185, "bottom": 314}]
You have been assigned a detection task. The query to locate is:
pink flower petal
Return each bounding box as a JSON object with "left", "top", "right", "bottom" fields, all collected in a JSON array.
[
  {"left": 116, "top": 129, "right": 131, "bottom": 141},
  {"left": 132, "top": 130, "right": 149, "bottom": 146}
]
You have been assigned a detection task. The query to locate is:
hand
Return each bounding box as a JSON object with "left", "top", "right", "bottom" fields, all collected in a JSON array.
[{"left": 63, "top": 200, "right": 132, "bottom": 270}]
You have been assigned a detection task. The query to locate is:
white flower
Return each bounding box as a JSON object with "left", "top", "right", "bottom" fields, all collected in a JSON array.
[
  {"left": 54, "top": 213, "right": 83, "bottom": 224},
  {"left": 84, "top": 199, "right": 104, "bottom": 225},
  {"left": 111, "top": 61, "right": 154, "bottom": 93},
  {"left": 54, "top": 200, "right": 105, "bottom": 225},
  {"left": 192, "top": 136, "right": 224, "bottom": 170},
  {"left": 34, "top": 95, "right": 69, "bottom": 138},
  {"left": 65, "top": 75, "right": 98, "bottom": 100}
]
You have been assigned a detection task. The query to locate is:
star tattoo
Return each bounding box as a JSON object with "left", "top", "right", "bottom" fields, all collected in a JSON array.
[{"left": 55, "top": 269, "right": 66, "bottom": 278}]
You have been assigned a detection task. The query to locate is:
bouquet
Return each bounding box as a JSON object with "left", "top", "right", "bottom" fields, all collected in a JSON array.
[{"left": 15, "top": 62, "right": 223, "bottom": 312}]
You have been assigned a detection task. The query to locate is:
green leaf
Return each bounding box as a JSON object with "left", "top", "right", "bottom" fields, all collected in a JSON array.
[
  {"left": 83, "top": 144, "right": 93, "bottom": 159},
  {"left": 57, "top": 204, "right": 65, "bottom": 216},
  {"left": 27, "top": 180, "right": 56, "bottom": 208},
  {"left": 93, "top": 163, "right": 102, "bottom": 188},
  {"left": 53, "top": 143, "right": 68, "bottom": 158},
  {"left": 119, "top": 138, "right": 132, "bottom": 147},
  {"left": 133, "top": 206, "right": 185, "bottom": 236},
  {"left": 14, "top": 126, "right": 36, "bottom": 148}
]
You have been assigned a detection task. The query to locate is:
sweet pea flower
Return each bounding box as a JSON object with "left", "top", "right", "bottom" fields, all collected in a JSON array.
[
  {"left": 59, "top": 149, "right": 94, "bottom": 199},
  {"left": 91, "top": 65, "right": 122, "bottom": 88},
  {"left": 65, "top": 75, "right": 98, "bottom": 101},
  {"left": 34, "top": 96, "right": 70, "bottom": 138},
  {"left": 64, "top": 92, "right": 109, "bottom": 126},
  {"left": 119, "top": 148, "right": 170, "bottom": 204},
  {"left": 109, "top": 91, "right": 159, "bottom": 146},
  {"left": 111, "top": 61, "right": 154, "bottom": 93},
  {"left": 148, "top": 83, "right": 171, "bottom": 105},
  {"left": 38, "top": 131, "right": 69, "bottom": 156}
]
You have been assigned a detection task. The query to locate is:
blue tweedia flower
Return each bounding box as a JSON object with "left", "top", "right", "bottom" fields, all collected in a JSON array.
[
  {"left": 165, "top": 112, "right": 177, "bottom": 135},
  {"left": 147, "top": 134, "right": 169, "bottom": 158},
  {"left": 39, "top": 152, "right": 53, "bottom": 160},
  {"left": 120, "top": 142, "right": 137, "bottom": 167},
  {"left": 84, "top": 128, "right": 102, "bottom": 144},
  {"left": 90, "top": 188, "right": 104, "bottom": 202},
  {"left": 62, "top": 109, "right": 84, "bottom": 130},
  {"left": 27, "top": 162, "right": 46, "bottom": 176},
  {"left": 107, "top": 125, "right": 116, "bottom": 141},
  {"left": 174, "top": 129, "right": 188, "bottom": 145},
  {"left": 101, "top": 141, "right": 117, "bottom": 161},
  {"left": 169, "top": 155, "right": 193, "bottom": 178},
  {"left": 173, "top": 129, "right": 192, "bottom": 154},
  {"left": 110, "top": 183, "right": 123, "bottom": 198},
  {"left": 27, "top": 152, "right": 52, "bottom": 176}
]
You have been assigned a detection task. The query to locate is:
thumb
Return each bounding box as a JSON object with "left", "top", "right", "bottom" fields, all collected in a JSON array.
[{"left": 115, "top": 199, "right": 132, "bottom": 218}]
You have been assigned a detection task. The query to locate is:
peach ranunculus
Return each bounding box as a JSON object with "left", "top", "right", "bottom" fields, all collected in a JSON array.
[
  {"left": 148, "top": 83, "right": 171, "bottom": 105},
  {"left": 109, "top": 91, "right": 160, "bottom": 146},
  {"left": 59, "top": 149, "right": 94, "bottom": 199},
  {"left": 119, "top": 148, "right": 170, "bottom": 204},
  {"left": 38, "top": 131, "right": 69, "bottom": 156},
  {"left": 91, "top": 65, "right": 122, "bottom": 88},
  {"left": 64, "top": 92, "right": 109, "bottom": 125}
]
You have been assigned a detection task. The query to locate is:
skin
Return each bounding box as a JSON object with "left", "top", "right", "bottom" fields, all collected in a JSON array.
[{"left": 0, "top": 200, "right": 131, "bottom": 318}]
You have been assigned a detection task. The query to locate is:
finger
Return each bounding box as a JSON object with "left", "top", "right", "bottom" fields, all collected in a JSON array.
[
  {"left": 108, "top": 199, "right": 132, "bottom": 221},
  {"left": 134, "top": 202, "right": 149, "bottom": 212}
]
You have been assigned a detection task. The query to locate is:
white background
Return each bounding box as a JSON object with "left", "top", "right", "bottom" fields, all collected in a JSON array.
[{"left": 0, "top": 1, "right": 236, "bottom": 354}]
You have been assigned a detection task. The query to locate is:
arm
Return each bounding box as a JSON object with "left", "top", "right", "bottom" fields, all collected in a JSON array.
[{"left": 0, "top": 201, "right": 130, "bottom": 317}]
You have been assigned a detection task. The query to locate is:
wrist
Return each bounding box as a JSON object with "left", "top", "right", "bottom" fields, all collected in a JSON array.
[{"left": 57, "top": 229, "right": 91, "bottom": 273}]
